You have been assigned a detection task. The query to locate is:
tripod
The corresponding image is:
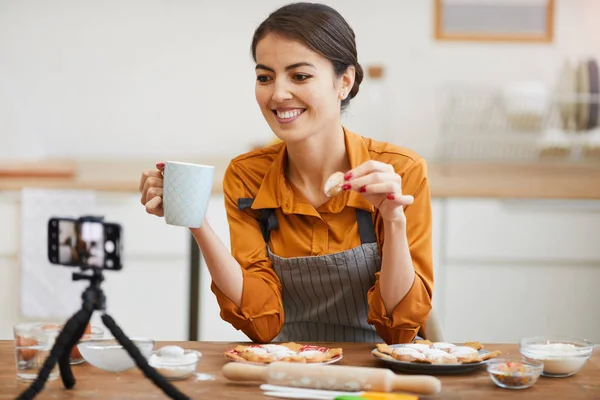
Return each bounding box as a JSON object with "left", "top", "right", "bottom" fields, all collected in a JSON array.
[{"left": 16, "top": 267, "right": 191, "bottom": 400}]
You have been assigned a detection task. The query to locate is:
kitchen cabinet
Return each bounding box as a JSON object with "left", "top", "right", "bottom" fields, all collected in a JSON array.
[
  {"left": 0, "top": 192, "right": 22, "bottom": 339},
  {"left": 436, "top": 198, "right": 600, "bottom": 344},
  {"left": 431, "top": 199, "right": 444, "bottom": 316},
  {"left": 444, "top": 199, "right": 600, "bottom": 263},
  {"left": 0, "top": 258, "right": 21, "bottom": 339}
]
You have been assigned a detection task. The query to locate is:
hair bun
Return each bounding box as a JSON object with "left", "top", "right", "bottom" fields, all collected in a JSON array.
[{"left": 349, "top": 63, "right": 364, "bottom": 99}]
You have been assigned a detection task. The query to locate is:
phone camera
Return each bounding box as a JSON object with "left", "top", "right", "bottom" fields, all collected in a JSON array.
[{"left": 105, "top": 241, "right": 115, "bottom": 253}]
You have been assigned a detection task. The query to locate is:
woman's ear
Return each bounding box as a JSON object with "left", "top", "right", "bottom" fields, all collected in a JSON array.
[{"left": 339, "top": 66, "right": 355, "bottom": 100}]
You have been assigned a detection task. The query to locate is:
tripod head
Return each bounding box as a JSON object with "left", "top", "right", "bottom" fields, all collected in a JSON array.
[{"left": 72, "top": 268, "right": 106, "bottom": 313}]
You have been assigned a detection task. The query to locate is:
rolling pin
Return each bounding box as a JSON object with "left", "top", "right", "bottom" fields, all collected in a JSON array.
[{"left": 222, "top": 362, "right": 441, "bottom": 396}]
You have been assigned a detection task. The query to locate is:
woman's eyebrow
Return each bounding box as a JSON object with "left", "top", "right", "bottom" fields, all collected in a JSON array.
[{"left": 255, "top": 62, "right": 317, "bottom": 72}]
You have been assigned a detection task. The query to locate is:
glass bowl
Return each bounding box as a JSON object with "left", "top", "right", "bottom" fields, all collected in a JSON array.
[
  {"left": 29, "top": 323, "right": 105, "bottom": 365},
  {"left": 70, "top": 326, "right": 104, "bottom": 365},
  {"left": 77, "top": 338, "right": 154, "bottom": 372},
  {"left": 487, "top": 358, "right": 543, "bottom": 389},
  {"left": 519, "top": 336, "right": 594, "bottom": 377},
  {"left": 148, "top": 346, "right": 202, "bottom": 380}
]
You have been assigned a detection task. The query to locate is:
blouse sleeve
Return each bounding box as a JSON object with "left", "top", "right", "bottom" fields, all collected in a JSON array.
[
  {"left": 210, "top": 162, "right": 284, "bottom": 343},
  {"left": 367, "top": 158, "right": 434, "bottom": 343}
]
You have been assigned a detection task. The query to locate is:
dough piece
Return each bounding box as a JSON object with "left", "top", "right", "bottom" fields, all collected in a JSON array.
[
  {"left": 450, "top": 346, "right": 479, "bottom": 362},
  {"left": 298, "top": 350, "right": 327, "bottom": 363},
  {"left": 465, "top": 341, "right": 484, "bottom": 351},
  {"left": 225, "top": 343, "right": 342, "bottom": 364},
  {"left": 480, "top": 350, "right": 502, "bottom": 361},
  {"left": 423, "top": 349, "right": 459, "bottom": 365},
  {"left": 327, "top": 348, "right": 343, "bottom": 358},
  {"left": 414, "top": 339, "right": 433, "bottom": 346},
  {"left": 324, "top": 171, "right": 345, "bottom": 197},
  {"left": 373, "top": 341, "right": 499, "bottom": 365},
  {"left": 432, "top": 353, "right": 459, "bottom": 365},
  {"left": 376, "top": 343, "right": 394, "bottom": 355},
  {"left": 432, "top": 342, "right": 457, "bottom": 352},
  {"left": 280, "top": 342, "right": 305, "bottom": 352},
  {"left": 262, "top": 344, "right": 294, "bottom": 353},
  {"left": 453, "top": 351, "right": 481, "bottom": 363},
  {"left": 450, "top": 346, "right": 479, "bottom": 355},
  {"left": 224, "top": 351, "right": 246, "bottom": 362},
  {"left": 391, "top": 347, "right": 426, "bottom": 362},
  {"left": 403, "top": 343, "right": 431, "bottom": 352},
  {"left": 298, "top": 345, "right": 342, "bottom": 362}
]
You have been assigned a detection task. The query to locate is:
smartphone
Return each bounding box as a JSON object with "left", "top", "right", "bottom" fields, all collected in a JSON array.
[{"left": 47, "top": 217, "right": 123, "bottom": 270}]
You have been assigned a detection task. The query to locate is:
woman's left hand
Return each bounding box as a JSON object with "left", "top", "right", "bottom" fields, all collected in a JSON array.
[{"left": 343, "top": 160, "right": 414, "bottom": 223}]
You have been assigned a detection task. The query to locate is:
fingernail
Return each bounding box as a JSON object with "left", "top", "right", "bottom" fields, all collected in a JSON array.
[
  {"left": 387, "top": 194, "right": 395, "bottom": 200},
  {"left": 359, "top": 186, "right": 366, "bottom": 193},
  {"left": 342, "top": 184, "right": 352, "bottom": 191},
  {"left": 344, "top": 172, "right": 353, "bottom": 181},
  {"left": 156, "top": 162, "right": 165, "bottom": 169}
]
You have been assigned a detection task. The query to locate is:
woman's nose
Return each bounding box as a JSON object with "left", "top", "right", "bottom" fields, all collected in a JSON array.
[{"left": 272, "top": 80, "right": 293, "bottom": 102}]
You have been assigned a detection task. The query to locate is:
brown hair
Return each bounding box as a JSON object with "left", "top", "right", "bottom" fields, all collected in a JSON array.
[{"left": 251, "top": 2, "right": 364, "bottom": 111}]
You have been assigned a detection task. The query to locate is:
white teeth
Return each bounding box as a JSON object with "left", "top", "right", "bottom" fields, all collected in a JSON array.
[{"left": 276, "top": 109, "right": 302, "bottom": 119}]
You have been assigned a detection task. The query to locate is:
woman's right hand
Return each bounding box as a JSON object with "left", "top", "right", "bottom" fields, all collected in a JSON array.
[{"left": 140, "top": 162, "right": 165, "bottom": 217}]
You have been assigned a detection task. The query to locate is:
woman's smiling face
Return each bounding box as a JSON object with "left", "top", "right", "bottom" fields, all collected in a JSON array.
[{"left": 254, "top": 33, "right": 353, "bottom": 144}]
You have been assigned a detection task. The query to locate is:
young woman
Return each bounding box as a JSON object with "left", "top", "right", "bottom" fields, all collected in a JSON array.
[{"left": 139, "top": 2, "right": 433, "bottom": 344}]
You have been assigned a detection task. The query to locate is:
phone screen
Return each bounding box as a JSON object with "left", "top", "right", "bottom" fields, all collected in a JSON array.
[{"left": 48, "top": 218, "right": 122, "bottom": 270}]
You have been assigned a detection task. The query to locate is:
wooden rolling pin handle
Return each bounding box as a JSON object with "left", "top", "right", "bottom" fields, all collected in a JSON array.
[
  {"left": 222, "top": 362, "right": 441, "bottom": 396},
  {"left": 391, "top": 374, "right": 441, "bottom": 395},
  {"left": 222, "top": 362, "right": 267, "bottom": 382}
]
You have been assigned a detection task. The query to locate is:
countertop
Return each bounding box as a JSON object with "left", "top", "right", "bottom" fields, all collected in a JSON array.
[
  {"left": 2, "top": 341, "right": 598, "bottom": 399},
  {"left": 1, "top": 158, "right": 600, "bottom": 199}
]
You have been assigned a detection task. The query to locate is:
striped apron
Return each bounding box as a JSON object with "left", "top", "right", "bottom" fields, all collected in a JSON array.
[{"left": 239, "top": 199, "right": 384, "bottom": 342}]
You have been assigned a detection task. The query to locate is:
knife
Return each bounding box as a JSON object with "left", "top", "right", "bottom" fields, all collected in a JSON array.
[{"left": 260, "top": 384, "right": 418, "bottom": 400}]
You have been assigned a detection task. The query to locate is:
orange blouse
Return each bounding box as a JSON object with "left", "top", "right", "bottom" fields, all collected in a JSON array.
[{"left": 211, "top": 128, "right": 433, "bottom": 344}]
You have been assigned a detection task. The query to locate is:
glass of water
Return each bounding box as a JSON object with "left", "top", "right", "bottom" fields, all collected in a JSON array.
[{"left": 13, "top": 322, "right": 60, "bottom": 382}]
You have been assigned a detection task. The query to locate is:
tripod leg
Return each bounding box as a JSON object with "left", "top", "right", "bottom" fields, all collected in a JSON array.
[
  {"left": 101, "top": 314, "right": 191, "bottom": 400},
  {"left": 58, "top": 308, "right": 93, "bottom": 389},
  {"left": 16, "top": 308, "right": 91, "bottom": 400}
]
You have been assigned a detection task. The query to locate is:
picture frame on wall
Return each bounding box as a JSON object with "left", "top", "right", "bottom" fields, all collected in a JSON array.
[{"left": 434, "top": 0, "right": 555, "bottom": 43}]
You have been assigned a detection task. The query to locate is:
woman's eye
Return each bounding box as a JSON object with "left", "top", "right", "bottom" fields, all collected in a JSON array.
[
  {"left": 293, "top": 74, "right": 311, "bottom": 81},
  {"left": 256, "top": 75, "right": 271, "bottom": 83}
]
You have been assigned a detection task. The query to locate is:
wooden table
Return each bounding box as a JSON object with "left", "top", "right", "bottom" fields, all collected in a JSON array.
[{"left": 1, "top": 342, "right": 598, "bottom": 399}]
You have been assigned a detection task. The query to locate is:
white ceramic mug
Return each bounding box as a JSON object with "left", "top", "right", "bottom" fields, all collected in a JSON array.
[{"left": 162, "top": 161, "right": 215, "bottom": 228}]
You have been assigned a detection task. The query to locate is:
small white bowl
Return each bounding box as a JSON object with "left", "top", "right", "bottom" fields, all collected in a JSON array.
[
  {"left": 77, "top": 338, "right": 154, "bottom": 372},
  {"left": 148, "top": 347, "right": 202, "bottom": 380},
  {"left": 519, "top": 336, "right": 594, "bottom": 377}
]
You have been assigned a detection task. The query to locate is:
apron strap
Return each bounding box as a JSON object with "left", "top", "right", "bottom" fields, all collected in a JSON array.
[
  {"left": 238, "top": 198, "right": 278, "bottom": 242},
  {"left": 355, "top": 209, "right": 377, "bottom": 244},
  {"left": 238, "top": 198, "right": 375, "bottom": 245}
]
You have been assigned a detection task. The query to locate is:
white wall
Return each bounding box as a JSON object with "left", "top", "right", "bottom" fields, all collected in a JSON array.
[{"left": 1, "top": 0, "right": 599, "bottom": 160}]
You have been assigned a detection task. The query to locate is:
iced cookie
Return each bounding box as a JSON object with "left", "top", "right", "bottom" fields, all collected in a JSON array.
[{"left": 324, "top": 171, "right": 345, "bottom": 197}]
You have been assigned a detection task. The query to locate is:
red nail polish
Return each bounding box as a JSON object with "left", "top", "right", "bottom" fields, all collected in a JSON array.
[
  {"left": 342, "top": 184, "right": 352, "bottom": 191},
  {"left": 359, "top": 186, "right": 366, "bottom": 193},
  {"left": 344, "top": 172, "right": 353, "bottom": 181},
  {"left": 387, "top": 194, "right": 395, "bottom": 200},
  {"left": 156, "top": 162, "right": 165, "bottom": 169}
]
